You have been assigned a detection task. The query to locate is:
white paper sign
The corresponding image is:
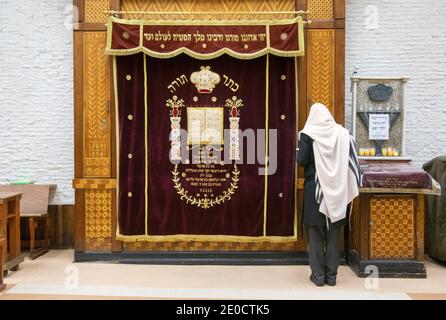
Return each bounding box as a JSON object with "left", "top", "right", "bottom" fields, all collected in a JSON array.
[{"left": 369, "top": 114, "right": 389, "bottom": 140}]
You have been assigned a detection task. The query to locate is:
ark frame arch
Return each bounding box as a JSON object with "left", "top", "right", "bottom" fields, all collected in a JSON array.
[{"left": 73, "top": 0, "right": 346, "bottom": 263}]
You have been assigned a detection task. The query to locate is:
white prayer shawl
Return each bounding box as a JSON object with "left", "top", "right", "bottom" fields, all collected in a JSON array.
[{"left": 301, "top": 103, "right": 360, "bottom": 224}]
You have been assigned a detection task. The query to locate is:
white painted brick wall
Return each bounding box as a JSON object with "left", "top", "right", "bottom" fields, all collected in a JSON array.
[
  {"left": 0, "top": 0, "right": 74, "bottom": 204},
  {"left": 346, "top": 0, "right": 446, "bottom": 168},
  {"left": 0, "top": 1, "right": 445, "bottom": 204}
]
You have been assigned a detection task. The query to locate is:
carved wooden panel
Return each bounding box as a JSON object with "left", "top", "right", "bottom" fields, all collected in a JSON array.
[
  {"left": 121, "top": 0, "right": 295, "bottom": 19},
  {"left": 83, "top": 32, "right": 111, "bottom": 177},
  {"left": 308, "top": 0, "right": 334, "bottom": 20},
  {"left": 307, "top": 29, "right": 335, "bottom": 114},
  {"left": 370, "top": 197, "right": 415, "bottom": 259},
  {"left": 85, "top": 190, "right": 112, "bottom": 250},
  {"left": 85, "top": 0, "right": 110, "bottom": 23},
  {"left": 125, "top": 241, "right": 298, "bottom": 252}
]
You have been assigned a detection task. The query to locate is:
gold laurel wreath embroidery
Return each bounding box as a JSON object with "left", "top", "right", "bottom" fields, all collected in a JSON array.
[{"left": 172, "top": 164, "right": 240, "bottom": 210}]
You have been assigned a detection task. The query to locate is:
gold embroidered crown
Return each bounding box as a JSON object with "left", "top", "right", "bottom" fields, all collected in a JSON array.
[{"left": 190, "top": 66, "right": 221, "bottom": 94}]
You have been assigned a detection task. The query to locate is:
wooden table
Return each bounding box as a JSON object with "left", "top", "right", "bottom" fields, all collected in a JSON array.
[
  {"left": 0, "top": 185, "right": 55, "bottom": 259},
  {"left": 0, "top": 192, "right": 24, "bottom": 275},
  {"left": 0, "top": 237, "right": 5, "bottom": 291}
]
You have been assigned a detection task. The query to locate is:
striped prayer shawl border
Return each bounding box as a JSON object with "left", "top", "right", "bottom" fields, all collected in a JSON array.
[{"left": 315, "top": 135, "right": 362, "bottom": 205}]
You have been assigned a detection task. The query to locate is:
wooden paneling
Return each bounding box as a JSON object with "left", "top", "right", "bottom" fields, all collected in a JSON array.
[
  {"left": 349, "top": 198, "right": 361, "bottom": 254},
  {"left": 122, "top": 0, "right": 296, "bottom": 19},
  {"left": 74, "top": 190, "right": 85, "bottom": 251},
  {"left": 74, "top": 31, "right": 84, "bottom": 179},
  {"left": 125, "top": 241, "right": 299, "bottom": 252},
  {"left": 334, "top": 28, "right": 345, "bottom": 124},
  {"left": 82, "top": 32, "right": 111, "bottom": 178},
  {"left": 334, "top": 0, "right": 345, "bottom": 20},
  {"left": 79, "top": 31, "right": 114, "bottom": 251},
  {"left": 85, "top": 190, "right": 112, "bottom": 251},
  {"left": 307, "top": 29, "right": 335, "bottom": 115},
  {"left": 360, "top": 194, "right": 371, "bottom": 260},
  {"left": 416, "top": 194, "right": 425, "bottom": 261},
  {"left": 370, "top": 196, "right": 415, "bottom": 259}
]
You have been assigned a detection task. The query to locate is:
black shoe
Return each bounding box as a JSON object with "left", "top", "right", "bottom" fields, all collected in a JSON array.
[
  {"left": 325, "top": 278, "right": 336, "bottom": 286},
  {"left": 310, "top": 275, "right": 325, "bottom": 287}
]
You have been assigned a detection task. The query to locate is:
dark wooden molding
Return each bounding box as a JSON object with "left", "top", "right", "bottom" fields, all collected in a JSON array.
[
  {"left": 334, "top": 0, "right": 345, "bottom": 20},
  {"left": 74, "top": 23, "right": 107, "bottom": 31},
  {"left": 306, "top": 20, "right": 345, "bottom": 29},
  {"left": 74, "top": 190, "right": 85, "bottom": 251},
  {"left": 295, "top": 0, "right": 307, "bottom": 12},
  {"left": 110, "top": 0, "right": 121, "bottom": 11},
  {"left": 73, "top": 0, "right": 85, "bottom": 23},
  {"left": 335, "top": 28, "right": 345, "bottom": 125},
  {"left": 360, "top": 194, "right": 371, "bottom": 260},
  {"left": 416, "top": 194, "right": 425, "bottom": 261}
]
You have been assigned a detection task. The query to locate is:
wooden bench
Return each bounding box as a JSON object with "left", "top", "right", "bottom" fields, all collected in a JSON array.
[
  {"left": 0, "top": 185, "right": 55, "bottom": 260},
  {"left": 0, "top": 192, "right": 23, "bottom": 276}
]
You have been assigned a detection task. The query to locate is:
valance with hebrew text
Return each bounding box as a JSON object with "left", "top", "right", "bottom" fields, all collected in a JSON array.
[{"left": 105, "top": 16, "right": 305, "bottom": 60}]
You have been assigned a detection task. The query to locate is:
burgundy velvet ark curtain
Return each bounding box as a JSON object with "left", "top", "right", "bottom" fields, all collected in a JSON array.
[{"left": 107, "top": 17, "right": 304, "bottom": 242}]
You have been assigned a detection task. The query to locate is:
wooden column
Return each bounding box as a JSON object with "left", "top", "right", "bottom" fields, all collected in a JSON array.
[
  {"left": 416, "top": 194, "right": 425, "bottom": 261},
  {"left": 73, "top": 0, "right": 121, "bottom": 253}
]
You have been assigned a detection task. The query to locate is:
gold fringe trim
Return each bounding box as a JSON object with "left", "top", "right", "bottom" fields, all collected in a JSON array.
[
  {"left": 144, "top": 54, "right": 148, "bottom": 235},
  {"left": 108, "top": 15, "right": 303, "bottom": 26},
  {"left": 113, "top": 56, "right": 121, "bottom": 236},
  {"left": 360, "top": 187, "right": 441, "bottom": 196}
]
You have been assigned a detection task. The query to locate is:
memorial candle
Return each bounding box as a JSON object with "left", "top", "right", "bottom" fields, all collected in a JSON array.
[{"left": 388, "top": 148, "right": 394, "bottom": 157}]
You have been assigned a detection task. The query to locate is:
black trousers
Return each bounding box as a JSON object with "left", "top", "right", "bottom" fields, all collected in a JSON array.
[{"left": 307, "top": 224, "right": 341, "bottom": 283}]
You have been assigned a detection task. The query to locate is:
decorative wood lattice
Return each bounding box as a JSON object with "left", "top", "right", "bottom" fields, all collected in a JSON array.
[
  {"left": 85, "top": 190, "right": 112, "bottom": 250},
  {"left": 125, "top": 241, "right": 298, "bottom": 252},
  {"left": 84, "top": 0, "right": 110, "bottom": 23},
  {"left": 307, "top": 0, "right": 334, "bottom": 20},
  {"left": 83, "top": 32, "right": 111, "bottom": 177},
  {"left": 121, "top": 0, "right": 295, "bottom": 19},
  {"left": 73, "top": 178, "right": 117, "bottom": 190},
  {"left": 307, "top": 30, "right": 335, "bottom": 114},
  {"left": 86, "top": 237, "right": 112, "bottom": 251},
  {"left": 370, "top": 197, "right": 415, "bottom": 259}
]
